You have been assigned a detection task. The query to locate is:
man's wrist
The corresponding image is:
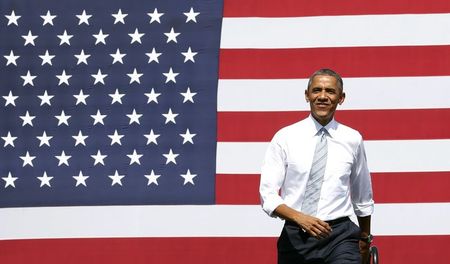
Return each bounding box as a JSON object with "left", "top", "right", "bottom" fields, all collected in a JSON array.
[{"left": 360, "top": 234, "right": 373, "bottom": 244}]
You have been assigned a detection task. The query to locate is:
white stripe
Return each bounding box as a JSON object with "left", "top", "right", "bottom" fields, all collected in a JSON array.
[
  {"left": 371, "top": 203, "right": 450, "bottom": 236},
  {"left": 1, "top": 203, "right": 449, "bottom": 239},
  {"left": 0, "top": 205, "right": 279, "bottom": 239},
  {"left": 218, "top": 76, "right": 450, "bottom": 111},
  {"left": 216, "top": 140, "right": 450, "bottom": 174},
  {"left": 221, "top": 14, "right": 450, "bottom": 48}
]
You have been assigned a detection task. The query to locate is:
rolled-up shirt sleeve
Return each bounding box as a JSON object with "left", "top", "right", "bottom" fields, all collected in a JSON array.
[
  {"left": 350, "top": 139, "right": 375, "bottom": 217},
  {"left": 259, "top": 135, "right": 287, "bottom": 217}
]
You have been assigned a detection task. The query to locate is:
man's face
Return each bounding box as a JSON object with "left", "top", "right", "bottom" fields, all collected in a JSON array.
[{"left": 305, "top": 75, "right": 345, "bottom": 126}]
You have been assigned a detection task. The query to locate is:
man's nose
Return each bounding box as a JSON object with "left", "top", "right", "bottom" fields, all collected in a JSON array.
[{"left": 318, "top": 91, "right": 327, "bottom": 99}]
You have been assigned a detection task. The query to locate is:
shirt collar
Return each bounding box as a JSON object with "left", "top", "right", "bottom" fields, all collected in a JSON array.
[{"left": 307, "top": 114, "right": 338, "bottom": 138}]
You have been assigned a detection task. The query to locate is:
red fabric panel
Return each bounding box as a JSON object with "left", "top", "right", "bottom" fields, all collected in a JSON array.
[
  {"left": 216, "top": 173, "right": 261, "bottom": 204},
  {"left": 216, "top": 172, "right": 450, "bottom": 204},
  {"left": 2, "top": 236, "right": 450, "bottom": 264},
  {"left": 219, "top": 46, "right": 450, "bottom": 79},
  {"left": 0, "top": 237, "right": 276, "bottom": 264},
  {"left": 218, "top": 109, "right": 450, "bottom": 142},
  {"left": 224, "top": 0, "right": 450, "bottom": 17}
]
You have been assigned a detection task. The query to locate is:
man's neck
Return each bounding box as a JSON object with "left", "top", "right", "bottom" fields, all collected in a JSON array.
[{"left": 311, "top": 114, "right": 333, "bottom": 127}]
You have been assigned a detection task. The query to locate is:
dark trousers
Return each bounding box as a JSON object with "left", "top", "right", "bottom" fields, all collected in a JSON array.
[{"left": 278, "top": 217, "right": 361, "bottom": 264}]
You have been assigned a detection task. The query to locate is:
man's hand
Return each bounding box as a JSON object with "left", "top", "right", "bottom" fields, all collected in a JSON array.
[
  {"left": 294, "top": 213, "right": 332, "bottom": 239},
  {"left": 357, "top": 215, "right": 372, "bottom": 264},
  {"left": 273, "top": 204, "right": 332, "bottom": 239},
  {"left": 359, "top": 240, "right": 370, "bottom": 264}
]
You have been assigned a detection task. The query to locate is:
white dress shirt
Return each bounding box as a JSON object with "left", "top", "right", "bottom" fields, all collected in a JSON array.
[{"left": 260, "top": 115, "right": 374, "bottom": 221}]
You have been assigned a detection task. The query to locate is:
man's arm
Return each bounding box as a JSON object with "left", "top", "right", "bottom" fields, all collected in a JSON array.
[
  {"left": 357, "top": 215, "right": 371, "bottom": 263},
  {"left": 357, "top": 215, "right": 371, "bottom": 238},
  {"left": 274, "top": 204, "right": 332, "bottom": 239},
  {"left": 351, "top": 138, "right": 374, "bottom": 263}
]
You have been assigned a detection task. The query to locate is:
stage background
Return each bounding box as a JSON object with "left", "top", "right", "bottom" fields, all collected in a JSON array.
[{"left": 1, "top": 0, "right": 450, "bottom": 263}]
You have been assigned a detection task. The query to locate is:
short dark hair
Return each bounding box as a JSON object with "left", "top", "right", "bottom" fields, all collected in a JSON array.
[{"left": 307, "top": 68, "right": 343, "bottom": 93}]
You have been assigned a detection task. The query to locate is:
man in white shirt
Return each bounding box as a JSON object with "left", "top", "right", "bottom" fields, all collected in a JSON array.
[{"left": 260, "top": 69, "right": 374, "bottom": 263}]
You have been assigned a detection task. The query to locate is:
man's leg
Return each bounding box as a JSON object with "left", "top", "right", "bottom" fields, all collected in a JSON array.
[
  {"left": 326, "top": 221, "right": 361, "bottom": 264},
  {"left": 277, "top": 224, "right": 307, "bottom": 264},
  {"left": 278, "top": 222, "right": 325, "bottom": 264}
]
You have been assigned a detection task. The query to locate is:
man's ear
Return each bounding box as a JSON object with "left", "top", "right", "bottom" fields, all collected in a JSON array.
[
  {"left": 339, "top": 92, "right": 346, "bottom": 105},
  {"left": 305, "top": 89, "right": 309, "bottom": 102}
]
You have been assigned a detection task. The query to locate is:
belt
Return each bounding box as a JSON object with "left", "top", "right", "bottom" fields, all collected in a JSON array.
[
  {"left": 285, "top": 216, "right": 349, "bottom": 227},
  {"left": 325, "top": 217, "right": 349, "bottom": 225}
]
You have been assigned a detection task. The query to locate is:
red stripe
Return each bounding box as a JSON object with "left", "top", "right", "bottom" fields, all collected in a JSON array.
[
  {"left": 219, "top": 46, "right": 450, "bottom": 79},
  {"left": 218, "top": 111, "right": 306, "bottom": 142},
  {"left": 216, "top": 174, "right": 261, "bottom": 205},
  {"left": 374, "top": 235, "right": 450, "bottom": 263},
  {"left": 224, "top": 0, "right": 450, "bottom": 17},
  {"left": 217, "top": 109, "right": 450, "bottom": 142},
  {"left": 0, "top": 238, "right": 276, "bottom": 264},
  {"left": 1, "top": 236, "right": 450, "bottom": 263},
  {"left": 372, "top": 172, "right": 450, "bottom": 203},
  {"left": 216, "top": 172, "right": 450, "bottom": 205}
]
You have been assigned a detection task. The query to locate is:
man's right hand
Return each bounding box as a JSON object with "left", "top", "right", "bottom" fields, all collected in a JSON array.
[
  {"left": 293, "top": 213, "right": 332, "bottom": 239},
  {"left": 274, "top": 204, "right": 332, "bottom": 239}
]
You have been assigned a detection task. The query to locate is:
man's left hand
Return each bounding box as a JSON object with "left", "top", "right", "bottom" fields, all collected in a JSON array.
[{"left": 359, "top": 240, "right": 370, "bottom": 264}]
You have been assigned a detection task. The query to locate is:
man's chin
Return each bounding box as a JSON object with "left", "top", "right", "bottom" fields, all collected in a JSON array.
[
  {"left": 313, "top": 111, "right": 331, "bottom": 118},
  {"left": 312, "top": 112, "right": 333, "bottom": 124}
]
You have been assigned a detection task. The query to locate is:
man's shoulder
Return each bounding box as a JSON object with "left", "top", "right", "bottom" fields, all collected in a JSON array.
[
  {"left": 279, "top": 117, "right": 309, "bottom": 131},
  {"left": 272, "top": 117, "right": 309, "bottom": 139},
  {"left": 334, "top": 120, "right": 363, "bottom": 141}
]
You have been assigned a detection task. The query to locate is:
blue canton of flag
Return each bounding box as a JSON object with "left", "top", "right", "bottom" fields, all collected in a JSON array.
[{"left": 0, "top": 0, "right": 223, "bottom": 207}]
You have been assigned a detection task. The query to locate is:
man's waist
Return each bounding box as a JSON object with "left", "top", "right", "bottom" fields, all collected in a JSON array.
[
  {"left": 285, "top": 216, "right": 350, "bottom": 227},
  {"left": 325, "top": 216, "right": 350, "bottom": 225}
]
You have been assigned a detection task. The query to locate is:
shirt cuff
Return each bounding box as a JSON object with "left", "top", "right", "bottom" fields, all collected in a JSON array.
[
  {"left": 262, "top": 196, "right": 285, "bottom": 217},
  {"left": 353, "top": 200, "right": 375, "bottom": 217}
]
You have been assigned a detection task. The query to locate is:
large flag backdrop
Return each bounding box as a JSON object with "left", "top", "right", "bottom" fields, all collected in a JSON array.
[{"left": 1, "top": 0, "right": 450, "bottom": 263}]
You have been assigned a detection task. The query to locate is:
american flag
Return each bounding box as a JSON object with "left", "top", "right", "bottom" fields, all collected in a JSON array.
[{"left": 1, "top": 0, "right": 450, "bottom": 263}]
